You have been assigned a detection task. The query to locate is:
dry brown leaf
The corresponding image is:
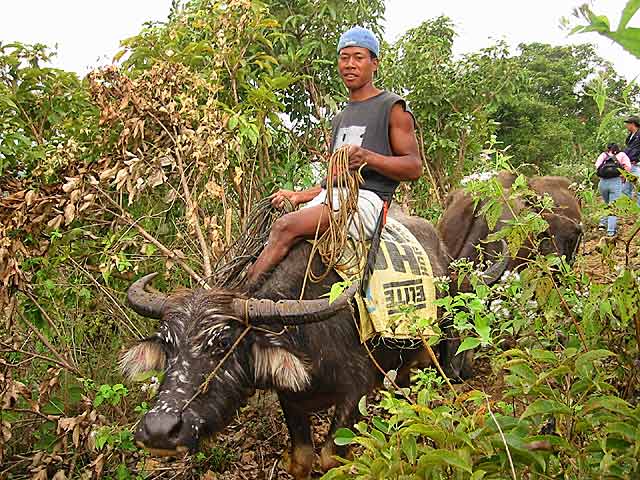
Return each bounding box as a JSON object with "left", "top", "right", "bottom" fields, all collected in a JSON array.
[
  {"left": 51, "top": 471, "right": 67, "bottom": 480},
  {"left": 165, "top": 188, "right": 177, "bottom": 203},
  {"left": 91, "top": 453, "right": 105, "bottom": 478},
  {"left": 148, "top": 169, "right": 166, "bottom": 188},
  {"left": 2, "top": 379, "right": 30, "bottom": 408},
  {"left": 31, "top": 469, "right": 47, "bottom": 480},
  {"left": 64, "top": 203, "right": 76, "bottom": 225},
  {"left": 233, "top": 166, "right": 243, "bottom": 187},
  {"left": 69, "top": 189, "right": 82, "bottom": 204},
  {"left": 62, "top": 177, "right": 80, "bottom": 193},
  {"left": 30, "top": 451, "right": 44, "bottom": 468},
  {"left": 99, "top": 165, "right": 119, "bottom": 181},
  {"left": 72, "top": 424, "right": 81, "bottom": 448},
  {"left": 25, "top": 190, "right": 38, "bottom": 207},
  {"left": 47, "top": 215, "right": 63, "bottom": 230},
  {"left": 39, "top": 368, "right": 62, "bottom": 400},
  {"left": 205, "top": 180, "right": 224, "bottom": 199},
  {"left": 1, "top": 420, "right": 12, "bottom": 442},
  {"left": 78, "top": 202, "right": 93, "bottom": 212},
  {"left": 114, "top": 167, "right": 129, "bottom": 190}
]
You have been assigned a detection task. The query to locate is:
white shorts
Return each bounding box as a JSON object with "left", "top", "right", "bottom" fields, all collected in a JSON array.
[{"left": 302, "top": 188, "right": 384, "bottom": 240}]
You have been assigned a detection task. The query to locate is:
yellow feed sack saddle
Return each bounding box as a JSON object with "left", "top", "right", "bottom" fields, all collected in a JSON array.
[{"left": 312, "top": 218, "right": 437, "bottom": 343}]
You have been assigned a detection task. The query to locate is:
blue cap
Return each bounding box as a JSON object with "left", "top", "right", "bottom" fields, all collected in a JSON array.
[{"left": 337, "top": 26, "right": 379, "bottom": 58}]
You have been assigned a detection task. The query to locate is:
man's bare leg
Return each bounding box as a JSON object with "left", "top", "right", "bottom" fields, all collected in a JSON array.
[{"left": 246, "top": 204, "right": 330, "bottom": 287}]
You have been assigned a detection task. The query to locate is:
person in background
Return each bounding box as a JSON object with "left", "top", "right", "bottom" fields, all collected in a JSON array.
[
  {"left": 596, "top": 143, "right": 632, "bottom": 237},
  {"left": 622, "top": 115, "right": 640, "bottom": 204}
]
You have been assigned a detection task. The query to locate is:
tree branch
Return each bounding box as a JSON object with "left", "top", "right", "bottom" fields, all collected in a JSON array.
[
  {"left": 0, "top": 341, "right": 71, "bottom": 372},
  {"left": 92, "top": 184, "right": 209, "bottom": 289},
  {"left": 15, "top": 310, "right": 80, "bottom": 375},
  {"left": 147, "top": 113, "right": 214, "bottom": 282}
]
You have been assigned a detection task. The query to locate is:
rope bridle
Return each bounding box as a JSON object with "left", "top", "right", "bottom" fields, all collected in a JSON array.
[{"left": 181, "top": 306, "right": 287, "bottom": 411}]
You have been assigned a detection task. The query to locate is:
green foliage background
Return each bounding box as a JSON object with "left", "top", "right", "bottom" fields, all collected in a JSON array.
[{"left": 1, "top": 0, "right": 640, "bottom": 478}]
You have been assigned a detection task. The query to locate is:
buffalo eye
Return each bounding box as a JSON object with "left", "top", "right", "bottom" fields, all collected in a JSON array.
[
  {"left": 218, "top": 336, "right": 231, "bottom": 350},
  {"left": 537, "top": 232, "right": 553, "bottom": 245},
  {"left": 205, "top": 333, "right": 231, "bottom": 353}
]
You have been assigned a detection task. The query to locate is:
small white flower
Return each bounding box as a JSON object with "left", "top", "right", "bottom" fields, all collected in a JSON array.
[{"left": 489, "top": 299, "right": 503, "bottom": 313}]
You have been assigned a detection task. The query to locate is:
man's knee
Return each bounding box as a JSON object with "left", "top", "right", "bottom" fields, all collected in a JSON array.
[{"left": 271, "top": 214, "right": 298, "bottom": 245}]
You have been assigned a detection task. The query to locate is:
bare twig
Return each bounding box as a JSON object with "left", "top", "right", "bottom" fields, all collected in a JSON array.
[
  {"left": 0, "top": 341, "right": 69, "bottom": 371},
  {"left": 0, "top": 458, "right": 30, "bottom": 477},
  {"left": 22, "top": 290, "right": 63, "bottom": 339},
  {"left": 268, "top": 458, "right": 279, "bottom": 480},
  {"left": 2, "top": 407, "right": 56, "bottom": 422},
  {"left": 361, "top": 334, "right": 415, "bottom": 405},
  {"left": 93, "top": 185, "right": 209, "bottom": 288},
  {"left": 549, "top": 275, "right": 588, "bottom": 350},
  {"left": 634, "top": 311, "right": 640, "bottom": 358},
  {"left": 418, "top": 332, "right": 466, "bottom": 412},
  {"left": 485, "top": 394, "right": 517, "bottom": 480},
  {"left": 68, "top": 257, "right": 144, "bottom": 339},
  {"left": 625, "top": 222, "right": 640, "bottom": 267},
  {"left": 16, "top": 301, "right": 80, "bottom": 375},
  {"left": 158, "top": 121, "right": 212, "bottom": 281}
]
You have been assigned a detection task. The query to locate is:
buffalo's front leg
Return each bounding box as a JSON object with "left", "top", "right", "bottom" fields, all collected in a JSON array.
[
  {"left": 320, "top": 394, "right": 359, "bottom": 472},
  {"left": 278, "top": 394, "right": 314, "bottom": 480}
]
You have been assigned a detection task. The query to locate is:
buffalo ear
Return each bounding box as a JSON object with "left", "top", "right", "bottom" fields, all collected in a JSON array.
[
  {"left": 120, "top": 339, "right": 166, "bottom": 381},
  {"left": 252, "top": 344, "right": 311, "bottom": 392}
]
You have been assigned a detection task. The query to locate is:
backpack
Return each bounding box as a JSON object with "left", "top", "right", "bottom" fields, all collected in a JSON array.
[{"left": 597, "top": 153, "right": 622, "bottom": 179}]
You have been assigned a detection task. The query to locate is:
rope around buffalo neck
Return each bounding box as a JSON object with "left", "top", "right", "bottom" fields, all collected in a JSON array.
[{"left": 300, "top": 146, "right": 367, "bottom": 297}]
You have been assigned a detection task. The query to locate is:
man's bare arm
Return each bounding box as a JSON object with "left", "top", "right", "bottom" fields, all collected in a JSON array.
[{"left": 348, "top": 103, "right": 422, "bottom": 181}]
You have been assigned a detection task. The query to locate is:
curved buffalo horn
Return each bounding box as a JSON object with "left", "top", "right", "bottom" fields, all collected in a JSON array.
[
  {"left": 234, "top": 281, "right": 359, "bottom": 325},
  {"left": 127, "top": 273, "right": 168, "bottom": 319},
  {"left": 481, "top": 239, "right": 511, "bottom": 285}
]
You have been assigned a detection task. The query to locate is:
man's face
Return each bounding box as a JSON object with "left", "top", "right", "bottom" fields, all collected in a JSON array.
[
  {"left": 625, "top": 122, "right": 638, "bottom": 134},
  {"left": 338, "top": 47, "right": 378, "bottom": 90}
]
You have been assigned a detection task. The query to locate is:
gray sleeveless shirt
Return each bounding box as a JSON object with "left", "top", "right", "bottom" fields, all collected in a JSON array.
[{"left": 330, "top": 91, "right": 413, "bottom": 201}]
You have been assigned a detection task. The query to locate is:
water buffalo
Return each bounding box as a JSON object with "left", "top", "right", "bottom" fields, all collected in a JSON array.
[
  {"left": 438, "top": 172, "right": 583, "bottom": 273},
  {"left": 120, "top": 215, "right": 508, "bottom": 479}
]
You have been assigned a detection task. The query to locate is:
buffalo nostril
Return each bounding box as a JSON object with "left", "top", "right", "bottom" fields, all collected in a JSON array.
[{"left": 141, "top": 412, "right": 183, "bottom": 444}]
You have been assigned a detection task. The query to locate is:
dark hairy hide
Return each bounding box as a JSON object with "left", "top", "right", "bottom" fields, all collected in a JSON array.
[{"left": 129, "top": 215, "right": 453, "bottom": 478}]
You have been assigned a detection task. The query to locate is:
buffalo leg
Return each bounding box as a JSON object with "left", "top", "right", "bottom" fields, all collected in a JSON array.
[
  {"left": 440, "top": 336, "right": 474, "bottom": 381},
  {"left": 278, "top": 394, "right": 314, "bottom": 480},
  {"left": 320, "top": 394, "right": 360, "bottom": 471},
  {"left": 439, "top": 304, "right": 474, "bottom": 381}
]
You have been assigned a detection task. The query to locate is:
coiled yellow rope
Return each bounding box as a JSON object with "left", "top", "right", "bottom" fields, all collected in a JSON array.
[{"left": 301, "top": 146, "right": 367, "bottom": 294}]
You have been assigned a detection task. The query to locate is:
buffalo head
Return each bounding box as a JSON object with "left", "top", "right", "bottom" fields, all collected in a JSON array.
[
  {"left": 537, "top": 213, "right": 583, "bottom": 263},
  {"left": 120, "top": 273, "right": 357, "bottom": 455}
]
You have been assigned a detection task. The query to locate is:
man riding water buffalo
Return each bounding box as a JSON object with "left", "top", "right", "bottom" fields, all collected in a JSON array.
[
  {"left": 121, "top": 28, "right": 508, "bottom": 480},
  {"left": 246, "top": 26, "right": 423, "bottom": 287}
]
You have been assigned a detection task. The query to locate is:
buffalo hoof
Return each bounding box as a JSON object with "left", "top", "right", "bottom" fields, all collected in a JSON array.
[
  {"left": 281, "top": 445, "right": 313, "bottom": 480},
  {"left": 319, "top": 444, "right": 340, "bottom": 471},
  {"left": 320, "top": 442, "right": 351, "bottom": 472}
]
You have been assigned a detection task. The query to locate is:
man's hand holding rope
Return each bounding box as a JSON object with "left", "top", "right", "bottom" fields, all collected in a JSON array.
[
  {"left": 270, "top": 189, "right": 301, "bottom": 210},
  {"left": 347, "top": 144, "right": 369, "bottom": 171}
]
